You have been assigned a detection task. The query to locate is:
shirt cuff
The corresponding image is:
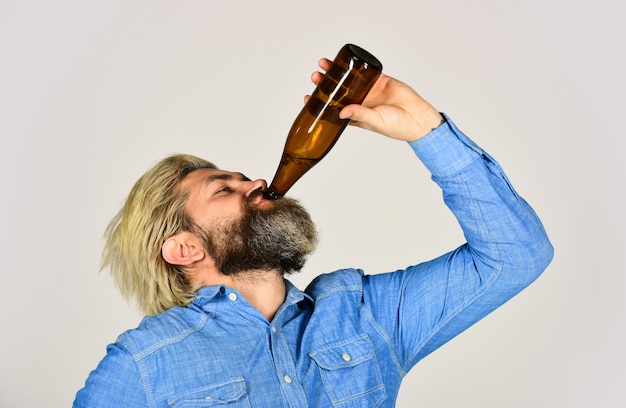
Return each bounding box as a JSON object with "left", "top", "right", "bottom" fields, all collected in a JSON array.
[{"left": 408, "top": 113, "right": 484, "bottom": 178}]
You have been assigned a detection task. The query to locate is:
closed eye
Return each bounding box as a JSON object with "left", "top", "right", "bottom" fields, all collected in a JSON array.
[
  {"left": 216, "top": 186, "right": 233, "bottom": 194},
  {"left": 203, "top": 172, "right": 249, "bottom": 196}
]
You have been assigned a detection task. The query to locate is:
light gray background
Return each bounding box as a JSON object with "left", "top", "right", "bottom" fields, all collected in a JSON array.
[{"left": 1, "top": 1, "right": 624, "bottom": 407}]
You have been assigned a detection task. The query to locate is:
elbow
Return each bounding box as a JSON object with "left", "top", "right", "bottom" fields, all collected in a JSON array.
[
  {"left": 509, "top": 231, "right": 554, "bottom": 286},
  {"left": 530, "top": 230, "right": 554, "bottom": 277},
  {"left": 540, "top": 237, "right": 555, "bottom": 272}
]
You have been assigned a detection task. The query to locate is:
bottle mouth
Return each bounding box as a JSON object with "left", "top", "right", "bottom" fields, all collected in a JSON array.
[
  {"left": 343, "top": 44, "right": 383, "bottom": 71},
  {"left": 262, "top": 189, "right": 281, "bottom": 200}
]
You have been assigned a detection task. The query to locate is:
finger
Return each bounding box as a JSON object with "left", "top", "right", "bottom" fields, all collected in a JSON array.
[
  {"left": 310, "top": 71, "right": 324, "bottom": 86},
  {"left": 318, "top": 58, "right": 332, "bottom": 72},
  {"left": 339, "top": 104, "right": 360, "bottom": 120},
  {"left": 303, "top": 95, "right": 311, "bottom": 104}
]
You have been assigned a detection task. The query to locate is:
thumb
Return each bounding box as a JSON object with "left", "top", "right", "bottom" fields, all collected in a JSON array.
[{"left": 340, "top": 104, "right": 382, "bottom": 132}]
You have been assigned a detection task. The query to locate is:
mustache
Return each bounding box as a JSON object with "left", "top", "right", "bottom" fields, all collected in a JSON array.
[{"left": 244, "top": 188, "right": 297, "bottom": 214}]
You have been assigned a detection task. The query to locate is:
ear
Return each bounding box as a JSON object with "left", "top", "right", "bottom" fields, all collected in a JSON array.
[{"left": 161, "top": 232, "right": 205, "bottom": 266}]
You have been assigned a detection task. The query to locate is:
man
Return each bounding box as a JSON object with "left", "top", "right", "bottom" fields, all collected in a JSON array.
[{"left": 74, "top": 57, "right": 553, "bottom": 407}]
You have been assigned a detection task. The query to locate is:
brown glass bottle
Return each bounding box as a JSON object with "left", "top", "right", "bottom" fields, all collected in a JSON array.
[{"left": 264, "top": 44, "right": 383, "bottom": 199}]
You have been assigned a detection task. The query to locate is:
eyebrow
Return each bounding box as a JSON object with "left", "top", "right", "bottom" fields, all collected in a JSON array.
[{"left": 203, "top": 172, "right": 250, "bottom": 188}]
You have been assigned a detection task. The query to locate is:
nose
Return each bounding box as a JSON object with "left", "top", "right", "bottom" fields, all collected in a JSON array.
[{"left": 244, "top": 178, "right": 268, "bottom": 198}]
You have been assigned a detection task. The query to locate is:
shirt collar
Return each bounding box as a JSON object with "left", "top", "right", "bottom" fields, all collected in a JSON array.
[
  {"left": 191, "top": 279, "right": 313, "bottom": 312},
  {"left": 284, "top": 279, "right": 314, "bottom": 305}
]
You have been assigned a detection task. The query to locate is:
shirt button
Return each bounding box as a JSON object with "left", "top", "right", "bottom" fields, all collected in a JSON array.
[
  {"left": 271, "top": 326, "right": 277, "bottom": 333},
  {"left": 283, "top": 375, "right": 292, "bottom": 384},
  {"left": 342, "top": 353, "right": 351, "bottom": 362},
  {"left": 228, "top": 293, "right": 237, "bottom": 301}
]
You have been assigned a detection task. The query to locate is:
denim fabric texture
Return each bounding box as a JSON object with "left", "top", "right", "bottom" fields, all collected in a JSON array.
[{"left": 74, "top": 116, "right": 554, "bottom": 407}]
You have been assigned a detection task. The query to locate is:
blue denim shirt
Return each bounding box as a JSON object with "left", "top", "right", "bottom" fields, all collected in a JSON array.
[{"left": 74, "top": 116, "right": 554, "bottom": 407}]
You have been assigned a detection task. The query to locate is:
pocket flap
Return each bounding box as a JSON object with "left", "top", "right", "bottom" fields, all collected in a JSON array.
[
  {"left": 168, "top": 377, "right": 247, "bottom": 406},
  {"left": 308, "top": 335, "right": 374, "bottom": 370}
]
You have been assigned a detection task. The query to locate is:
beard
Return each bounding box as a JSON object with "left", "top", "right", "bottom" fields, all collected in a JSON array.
[{"left": 195, "top": 195, "right": 318, "bottom": 276}]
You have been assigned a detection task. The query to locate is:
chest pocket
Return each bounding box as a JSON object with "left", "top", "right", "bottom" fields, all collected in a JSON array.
[
  {"left": 308, "top": 335, "right": 386, "bottom": 407},
  {"left": 168, "top": 377, "right": 251, "bottom": 408}
]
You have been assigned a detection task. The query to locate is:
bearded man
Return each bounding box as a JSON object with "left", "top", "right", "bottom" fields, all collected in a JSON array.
[{"left": 74, "top": 58, "right": 553, "bottom": 407}]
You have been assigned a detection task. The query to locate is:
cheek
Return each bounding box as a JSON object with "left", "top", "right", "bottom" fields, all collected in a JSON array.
[
  {"left": 198, "top": 205, "right": 244, "bottom": 232},
  {"left": 186, "top": 192, "right": 249, "bottom": 229}
]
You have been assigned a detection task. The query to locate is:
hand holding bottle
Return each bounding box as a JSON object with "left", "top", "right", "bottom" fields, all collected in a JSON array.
[
  {"left": 265, "top": 44, "right": 383, "bottom": 199},
  {"left": 310, "top": 58, "right": 444, "bottom": 142}
]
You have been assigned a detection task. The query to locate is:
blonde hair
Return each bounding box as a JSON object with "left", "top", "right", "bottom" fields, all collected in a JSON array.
[{"left": 102, "top": 154, "right": 217, "bottom": 315}]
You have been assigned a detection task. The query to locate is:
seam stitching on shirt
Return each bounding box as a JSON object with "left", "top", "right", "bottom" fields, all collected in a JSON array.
[
  {"left": 122, "top": 337, "right": 158, "bottom": 408},
  {"left": 132, "top": 313, "right": 210, "bottom": 361},
  {"left": 314, "top": 284, "right": 361, "bottom": 301},
  {"left": 360, "top": 304, "right": 407, "bottom": 377}
]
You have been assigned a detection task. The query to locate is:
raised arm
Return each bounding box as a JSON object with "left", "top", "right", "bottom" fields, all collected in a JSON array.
[{"left": 309, "top": 59, "right": 554, "bottom": 371}]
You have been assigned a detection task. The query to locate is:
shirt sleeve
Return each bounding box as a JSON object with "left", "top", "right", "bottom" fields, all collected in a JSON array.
[
  {"left": 73, "top": 343, "right": 149, "bottom": 407},
  {"left": 362, "top": 114, "right": 554, "bottom": 373}
]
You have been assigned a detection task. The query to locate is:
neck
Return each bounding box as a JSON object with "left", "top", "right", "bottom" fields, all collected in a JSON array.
[
  {"left": 226, "top": 270, "right": 287, "bottom": 322},
  {"left": 189, "top": 262, "right": 288, "bottom": 321}
]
